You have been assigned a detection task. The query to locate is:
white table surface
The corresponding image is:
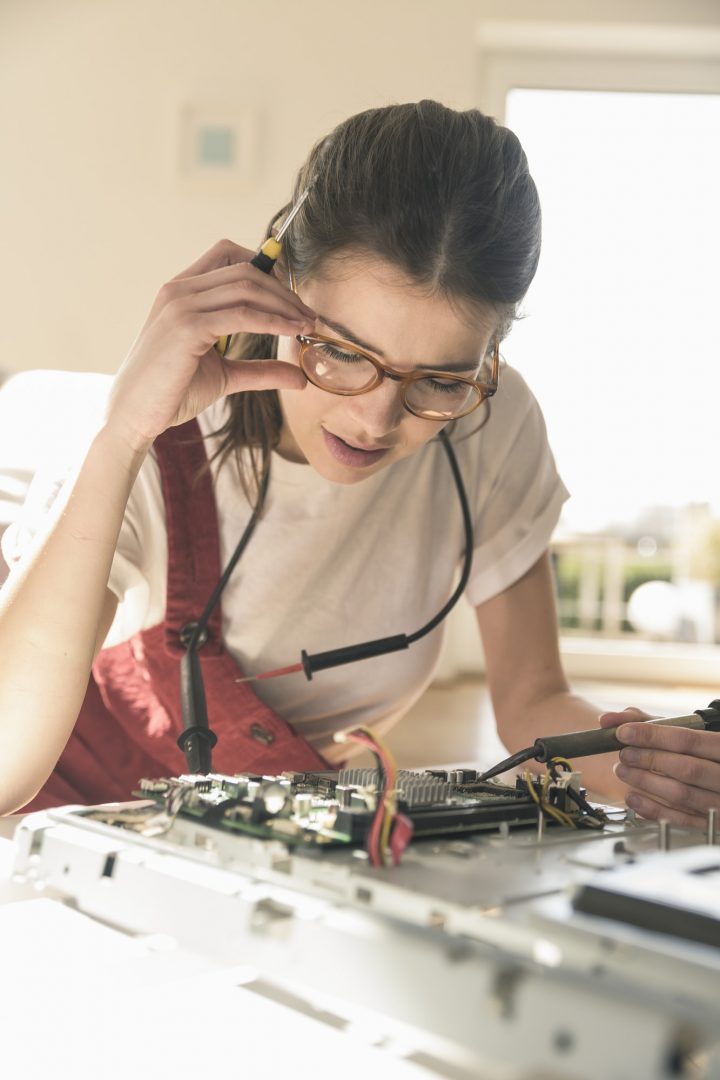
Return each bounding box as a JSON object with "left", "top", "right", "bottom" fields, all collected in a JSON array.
[{"left": 0, "top": 821, "right": 442, "bottom": 1080}]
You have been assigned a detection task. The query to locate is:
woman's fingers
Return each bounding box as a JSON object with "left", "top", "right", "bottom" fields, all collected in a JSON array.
[
  {"left": 221, "top": 358, "right": 307, "bottom": 395},
  {"left": 614, "top": 756, "right": 720, "bottom": 815},
  {"left": 108, "top": 239, "right": 316, "bottom": 448},
  {"left": 617, "top": 739, "right": 720, "bottom": 785},
  {"left": 598, "top": 706, "right": 655, "bottom": 729},
  {"left": 187, "top": 275, "right": 315, "bottom": 324},
  {"left": 616, "top": 721, "right": 720, "bottom": 762},
  {"left": 619, "top": 790, "right": 709, "bottom": 829},
  {"left": 169, "top": 238, "right": 258, "bottom": 281},
  {"left": 611, "top": 721, "right": 720, "bottom": 824},
  {"left": 168, "top": 260, "right": 317, "bottom": 321},
  {"left": 190, "top": 305, "right": 314, "bottom": 352}
]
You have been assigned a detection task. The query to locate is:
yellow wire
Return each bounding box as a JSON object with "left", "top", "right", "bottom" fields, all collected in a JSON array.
[
  {"left": 523, "top": 770, "right": 575, "bottom": 829},
  {"left": 543, "top": 769, "right": 576, "bottom": 826},
  {"left": 356, "top": 726, "right": 398, "bottom": 864},
  {"left": 545, "top": 804, "right": 575, "bottom": 828},
  {"left": 380, "top": 799, "right": 394, "bottom": 856},
  {"left": 524, "top": 770, "right": 541, "bottom": 806},
  {"left": 357, "top": 726, "right": 398, "bottom": 774}
]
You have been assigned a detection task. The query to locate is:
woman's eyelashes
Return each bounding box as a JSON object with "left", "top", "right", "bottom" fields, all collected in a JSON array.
[
  {"left": 319, "top": 342, "right": 477, "bottom": 382},
  {"left": 320, "top": 344, "right": 366, "bottom": 364},
  {"left": 424, "top": 378, "right": 469, "bottom": 395}
]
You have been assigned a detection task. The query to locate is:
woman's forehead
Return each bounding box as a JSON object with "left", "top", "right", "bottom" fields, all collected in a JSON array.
[{"left": 301, "top": 254, "right": 498, "bottom": 362}]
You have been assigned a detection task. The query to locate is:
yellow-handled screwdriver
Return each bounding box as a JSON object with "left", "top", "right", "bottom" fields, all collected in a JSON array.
[{"left": 216, "top": 181, "right": 314, "bottom": 358}]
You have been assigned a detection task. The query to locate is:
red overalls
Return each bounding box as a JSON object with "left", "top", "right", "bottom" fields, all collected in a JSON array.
[{"left": 25, "top": 420, "right": 329, "bottom": 811}]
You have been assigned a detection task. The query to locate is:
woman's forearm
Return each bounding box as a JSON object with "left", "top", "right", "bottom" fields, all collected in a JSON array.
[
  {"left": 0, "top": 424, "right": 149, "bottom": 814},
  {"left": 496, "top": 690, "right": 626, "bottom": 802}
]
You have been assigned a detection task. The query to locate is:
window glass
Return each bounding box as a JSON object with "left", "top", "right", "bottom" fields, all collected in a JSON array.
[{"left": 505, "top": 90, "right": 720, "bottom": 642}]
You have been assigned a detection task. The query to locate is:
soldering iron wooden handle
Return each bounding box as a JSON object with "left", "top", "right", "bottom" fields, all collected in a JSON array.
[{"left": 534, "top": 710, "right": 716, "bottom": 763}]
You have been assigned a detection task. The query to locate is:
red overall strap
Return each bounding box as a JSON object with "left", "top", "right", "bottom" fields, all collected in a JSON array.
[
  {"left": 93, "top": 419, "right": 330, "bottom": 778},
  {"left": 152, "top": 421, "right": 224, "bottom": 654},
  {"left": 25, "top": 419, "right": 329, "bottom": 812}
]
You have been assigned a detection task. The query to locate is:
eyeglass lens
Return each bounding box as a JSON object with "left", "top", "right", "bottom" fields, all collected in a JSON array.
[{"left": 301, "top": 340, "right": 485, "bottom": 420}]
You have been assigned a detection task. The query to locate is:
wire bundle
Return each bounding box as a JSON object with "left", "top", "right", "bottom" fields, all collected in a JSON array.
[
  {"left": 547, "top": 757, "right": 607, "bottom": 828},
  {"left": 335, "top": 727, "right": 413, "bottom": 867},
  {"left": 524, "top": 757, "right": 607, "bottom": 830},
  {"left": 523, "top": 767, "right": 576, "bottom": 829}
]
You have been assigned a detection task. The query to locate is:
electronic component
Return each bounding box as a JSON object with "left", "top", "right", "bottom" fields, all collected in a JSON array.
[
  {"left": 68, "top": 765, "right": 607, "bottom": 853},
  {"left": 572, "top": 846, "right": 720, "bottom": 947}
]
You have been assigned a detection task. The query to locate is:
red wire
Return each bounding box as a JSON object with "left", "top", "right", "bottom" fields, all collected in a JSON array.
[
  {"left": 346, "top": 730, "right": 396, "bottom": 867},
  {"left": 344, "top": 732, "right": 383, "bottom": 865},
  {"left": 389, "top": 813, "right": 414, "bottom": 865},
  {"left": 237, "top": 662, "right": 304, "bottom": 683}
]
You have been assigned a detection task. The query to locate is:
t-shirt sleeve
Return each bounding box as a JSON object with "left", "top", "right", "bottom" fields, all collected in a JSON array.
[{"left": 463, "top": 367, "right": 569, "bottom": 608}]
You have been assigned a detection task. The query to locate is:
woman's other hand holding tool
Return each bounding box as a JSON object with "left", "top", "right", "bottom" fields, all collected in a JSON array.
[{"left": 600, "top": 706, "right": 720, "bottom": 827}]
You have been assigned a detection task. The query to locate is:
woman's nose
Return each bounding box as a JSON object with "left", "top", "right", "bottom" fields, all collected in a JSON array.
[{"left": 345, "top": 377, "right": 405, "bottom": 436}]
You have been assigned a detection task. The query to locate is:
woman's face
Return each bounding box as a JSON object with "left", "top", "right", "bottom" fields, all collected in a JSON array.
[{"left": 276, "top": 254, "right": 497, "bottom": 484}]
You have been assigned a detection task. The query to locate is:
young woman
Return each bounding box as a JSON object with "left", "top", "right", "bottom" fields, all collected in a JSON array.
[{"left": 1, "top": 101, "right": 718, "bottom": 825}]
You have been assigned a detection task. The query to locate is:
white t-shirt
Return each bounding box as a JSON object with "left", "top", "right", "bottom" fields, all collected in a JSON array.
[{"left": 3, "top": 366, "right": 568, "bottom": 763}]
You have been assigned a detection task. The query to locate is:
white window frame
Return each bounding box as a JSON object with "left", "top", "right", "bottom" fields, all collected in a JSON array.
[
  {"left": 436, "top": 21, "right": 720, "bottom": 687},
  {"left": 476, "top": 22, "right": 720, "bottom": 118}
]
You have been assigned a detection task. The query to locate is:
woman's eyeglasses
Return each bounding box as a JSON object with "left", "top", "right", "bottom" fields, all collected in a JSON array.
[
  {"left": 286, "top": 258, "right": 499, "bottom": 422},
  {"left": 295, "top": 332, "right": 499, "bottom": 421}
]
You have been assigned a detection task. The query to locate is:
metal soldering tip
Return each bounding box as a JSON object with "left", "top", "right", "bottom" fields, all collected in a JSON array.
[{"left": 478, "top": 745, "right": 537, "bottom": 782}]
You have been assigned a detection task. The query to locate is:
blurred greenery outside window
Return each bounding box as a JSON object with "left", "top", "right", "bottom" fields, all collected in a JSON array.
[{"left": 504, "top": 88, "right": 720, "bottom": 648}]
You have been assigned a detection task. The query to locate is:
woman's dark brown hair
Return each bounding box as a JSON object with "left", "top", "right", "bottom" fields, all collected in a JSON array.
[{"left": 209, "top": 99, "right": 541, "bottom": 507}]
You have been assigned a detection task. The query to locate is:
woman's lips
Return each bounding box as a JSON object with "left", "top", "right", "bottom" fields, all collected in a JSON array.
[{"left": 322, "top": 428, "right": 390, "bottom": 468}]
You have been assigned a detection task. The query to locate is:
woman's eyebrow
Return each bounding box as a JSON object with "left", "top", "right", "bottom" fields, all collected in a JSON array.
[
  {"left": 317, "top": 314, "right": 384, "bottom": 356},
  {"left": 316, "top": 314, "right": 482, "bottom": 373}
]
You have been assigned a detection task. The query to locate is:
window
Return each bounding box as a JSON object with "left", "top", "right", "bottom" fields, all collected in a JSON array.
[
  {"left": 436, "top": 25, "right": 720, "bottom": 685},
  {"left": 504, "top": 88, "right": 720, "bottom": 662}
]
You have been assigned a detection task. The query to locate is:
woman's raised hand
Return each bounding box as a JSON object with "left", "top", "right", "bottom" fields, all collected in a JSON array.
[
  {"left": 105, "top": 239, "right": 317, "bottom": 453},
  {"left": 600, "top": 706, "right": 720, "bottom": 827}
]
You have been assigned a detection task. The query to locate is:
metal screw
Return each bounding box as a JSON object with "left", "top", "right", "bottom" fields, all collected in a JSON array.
[
  {"left": 658, "top": 818, "right": 671, "bottom": 851},
  {"left": 707, "top": 807, "right": 718, "bottom": 845},
  {"left": 537, "top": 809, "right": 545, "bottom": 843}
]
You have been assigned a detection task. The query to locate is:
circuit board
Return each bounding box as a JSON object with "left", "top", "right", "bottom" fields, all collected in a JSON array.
[{"left": 78, "top": 765, "right": 605, "bottom": 848}]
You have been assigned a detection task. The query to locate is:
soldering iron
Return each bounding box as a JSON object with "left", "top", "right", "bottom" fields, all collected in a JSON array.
[{"left": 478, "top": 699, "right": 720, "bottom": 781}]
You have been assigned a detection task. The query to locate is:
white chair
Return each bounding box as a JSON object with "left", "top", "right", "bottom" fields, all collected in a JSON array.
[{"left": 0, "top": 370, "right": 113, "bottom": 584}]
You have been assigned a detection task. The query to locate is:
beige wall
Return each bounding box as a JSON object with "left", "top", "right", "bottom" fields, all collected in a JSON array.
[{"left": 1, "top": 0, "right": 718, "bottom": 376}]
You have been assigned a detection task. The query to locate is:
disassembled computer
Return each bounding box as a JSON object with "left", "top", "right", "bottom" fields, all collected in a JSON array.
[{"left": 12, "top": 750, "right": 720, "bottom": 1080}]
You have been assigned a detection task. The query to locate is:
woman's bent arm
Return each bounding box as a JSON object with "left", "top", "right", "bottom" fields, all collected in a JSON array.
[
  {"left": 0, "top": 425, "right": 146, "bottom": 814},
  {"left": 0, "top": 237, "right": 315, "bottom": 815},
  {"left": 477, "top": 551, "right": 626, "bottom": 800}
]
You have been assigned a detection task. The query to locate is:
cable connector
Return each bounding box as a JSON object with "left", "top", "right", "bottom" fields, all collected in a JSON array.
[{"left": 301, "top": 635, "right": 408, "bottom": 680}]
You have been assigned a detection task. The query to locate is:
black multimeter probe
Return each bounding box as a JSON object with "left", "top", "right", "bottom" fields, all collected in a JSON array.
[{"left": 478, "top": 699, "right": 720, "bottom": 782}]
